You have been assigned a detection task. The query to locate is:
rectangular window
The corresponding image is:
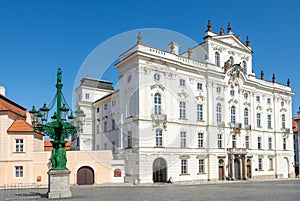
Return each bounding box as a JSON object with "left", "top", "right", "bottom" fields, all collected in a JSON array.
[
  {"left": 197, "top": 104, "right": 203, "bottom": 121},
  {"left": 96, "top": 124, "right": 100, "bottom": 133},
  {"left": 104, "top": 104, "right": 108, "bottom": 110},
  {"left": 156, "top": 129, "right": 163, "bottom": 146},
  {"left": 256, "top": 96, "right": 260, "bottom": 102},
  {"left": 128, "top": 131, "right": 132, "bottom": 148},
  {"left": 198, "top": 133, "right": 204, "bottom": 148},
  {"left": 15, "top": 166, "right": 23, "bottom": 177},
  {"left": 269, "top": 158, "right": 273, "bottom": 170},
  {"left": 258, "top": 158, "right": 263, "bottom": 171},
  {"left": 112, "top": 119, "right": 115, "bottom": 130},
  {"left": 267, "top": 98, "right": 271, "bottom": 104},
  {"left": 180, "top": 79, "right": 185, "bottom": 87},
  {"left": 180, "top": 131, "right": 186, "bottom": 147},
  {"left": 97, "top": 107, "right": 100, "bottom": 113},
  {"left": 217, "top": 134, "right": 222, "bottom": 148},
  {"left": 245, "top": 136, "right": 249, "bottom": 149},
  {"left": 197, "top": 83, "right": 203, "bottom": 90},
  {"left": 85, "top": 93, "right": 90, "bottom": 99},
  {"left": 199, "top": 159, "right": 205, "bottom": 173},
  {"left": 181, "top": 159, "right": 187, "bottom": 174},
  {"left": 268, "top": 137, "right": 272, "bottom": 150},
  {"left": 232, "top": 135, "right": 236, "bottom": 148},
  {"left": 103, "top": 122, "right": 107, "bottom": 132},
  {"left": 15, "top": 139, "right": 24, "bottom": 152},
  {"left": 258, "top": 137, "right": 262, "bottom": 149},
  {"left": 257, "top": 113, "right": 261, "bottom": 127},
  {"left": 267, "top": 115, "right": 272, "bottom": 128},
  {"left": 179, "top": 102, "right": 186, "bottom": 119},
  {"left": 283, "top": 138, "right": 286, "bottom": 150}
]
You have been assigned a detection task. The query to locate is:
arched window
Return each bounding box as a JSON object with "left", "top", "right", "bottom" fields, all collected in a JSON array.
[
  {"left": 281, "top": 114, "right": 286, "bottom": 129},
  {"left": 216, "top": 103, "right": 222, "bottom": 123},
  {"left": 243, "top": 60, "right": 247, "bottom": 74},
  {"left": 231, "top": 106, "right": 236, "bottom": 124},
  {"left": 156, "top": 129, "right": 163, "bottom": 146},
  {"left": 215, "top": 52, "right": 220, "bottom": 67},
  {"left": 229, "top": 56, "right": 234, "bottom": 66},
  {"left": 244, "top": 108, "right": 249, "bottom": 126},
  {"left": 154, "top": 93, "right": 161, "bottom": 115}
]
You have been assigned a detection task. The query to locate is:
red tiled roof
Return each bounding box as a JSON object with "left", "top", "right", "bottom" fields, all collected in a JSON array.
[
  {"left": 7, "top": 119, "right": 34, "bottom": 132},
  {"left": 44, "top": 140, "right": 72, "bottom": 151},
  {"left": 0, "top": 94, "right": 26, "bottom": 117}
]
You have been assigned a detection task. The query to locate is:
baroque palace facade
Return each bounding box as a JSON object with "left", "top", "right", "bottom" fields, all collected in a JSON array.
[{"left": 74, "top": 21, "right": 295, "bottom": 183}]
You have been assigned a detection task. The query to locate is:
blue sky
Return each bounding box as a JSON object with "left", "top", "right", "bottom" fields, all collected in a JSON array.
[{"left": 0, "top": 0, "right": 300, "bottom": 116}]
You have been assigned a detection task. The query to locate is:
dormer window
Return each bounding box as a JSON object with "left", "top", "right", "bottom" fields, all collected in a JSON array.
[{"left": 215, "top": 52, "right": 220, "bottom": 67}]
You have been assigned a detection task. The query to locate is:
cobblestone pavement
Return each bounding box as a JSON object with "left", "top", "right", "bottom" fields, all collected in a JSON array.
[{"left": 1, "top": 179, "right": 300, "bottom": 201}]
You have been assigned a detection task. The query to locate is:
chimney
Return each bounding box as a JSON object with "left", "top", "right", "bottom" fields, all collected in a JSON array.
[
  {"left": 0, "top": 86, "right": 5, "bottom": 96},
  {"left": 169, "top": 41, "right": 179, "bottom": 55}
]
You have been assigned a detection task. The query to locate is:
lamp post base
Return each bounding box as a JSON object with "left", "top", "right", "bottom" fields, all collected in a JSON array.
[{"left": 47, "top": 169, "right": 72, "bottom": 199}]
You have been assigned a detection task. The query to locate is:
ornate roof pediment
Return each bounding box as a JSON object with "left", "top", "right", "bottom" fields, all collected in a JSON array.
[{"left": 212, "top": 35, "right": 251, "bottom": 53}]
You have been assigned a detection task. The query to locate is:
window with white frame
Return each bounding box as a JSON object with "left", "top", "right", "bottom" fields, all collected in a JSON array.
[
  {"left": 179, "top": 101, "right": 186, "bottom": 119},
  {"left": 154, "top": 93, "right": 162, "bottom": 115},
  {"left": 15, "top": 139, "right": 23, "bottom": 152},
  {"left": 197, "top": 83, "right": 203, "bottom": 90},
  {"left": 198, "top": 133, "right": 204, "bottom": 148},
  {"left": 215, "top": 52, "right": 220, "bottom": 67},
  {"left": 127, "top": 131, "right": 132, "bottom": 148},
  {"left": 267, "top": 98, "right": 271, "bottom": 104},
  {"left": 112, "top": 119, "right": 116, "bottom": 130},
  {"left": 181, "top": 159, "right": 187, "bottom": 174},
  {"left": 269, "top": 158, "right": 273, "bottom": 170},
  {"left": 268, "top": 137, "right": 272, "bottom": 150},
  {"left": 244, "top": 108, "right": 249, "bottom": 126},
  {"left": 243, "top": 60, "right": 247, "bottom": 74},
  {"left": 217, "top": 134, "right": 222, "bottom": 148},
  {"left": 104, "top": 104, "right": 108, "bottom": 110},
  {"left": 283, "top": 137, "right": 286, "bottom": 150},
  {"left": 197, "top": 104, "right": 203, "bottom": 121},
  {"left": 179, "top": 79, "right": 186, "bottom": 87},
  {"left": 257, "top": 113, "right": 261, "bottom": 127},
  {"left": 258, "top": 158, "right": 263, "bottom": 171},
  {"left": 103, "top": 121, "right": 107, "bottom": 132},
  {"left": 180, "top": 131, "right": 186, "bottom": 147},
  {"left": 15, "top": 166, "right": 23, "bottom": 177},
  {"left": 199, "top": 159, "right": 205, "bottom": 173},
  {"left": 156, "top": 129, "right": 163, "bottom": 146},
  {"left": 231, "top": 106, "right": 236, "bottom": 124},
  {"left": 85, "top": 93, "right": 90, "bottom": 99},
  {"left": 281, "top": 114, "right": 286, "bottom": 129},
  {"left": 229, "top": 56, "right": 234, "bottom": 66},
  {"left": 258, "top": 137, "right": 262, "bottom": 149},
  {"left": 256, "top": 96, "right": 260, "bottom": 102},
  {"left": 232, "top": 135, "right": 236, "bottom": 148},
  {"left": 216, "top": 103, "right": 222, "bottom": 123},
  {"left": 267, "top": 114, "right": 272, "bottom": 129},
  {"left": 245, "top": 136, "right": 249, "bottom": 149}
]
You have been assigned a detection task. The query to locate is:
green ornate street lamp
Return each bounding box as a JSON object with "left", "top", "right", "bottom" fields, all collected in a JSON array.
[{"left": 30, "top": 68, "right": 85, "bottom": 170}]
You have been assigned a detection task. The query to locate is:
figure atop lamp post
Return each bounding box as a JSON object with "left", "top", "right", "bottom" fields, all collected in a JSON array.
[{"left": 29, "top": 68, "right": 85, "bottom": 198}]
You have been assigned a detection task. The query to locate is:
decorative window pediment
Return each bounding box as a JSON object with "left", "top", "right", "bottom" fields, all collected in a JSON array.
[
  {"left": 266, "top": 108, "right": 273, "bottom": 113},
  {"left": 228, "top": 99, "right": 238, "bottom": 104},
  {"left": 256, "top": 105, "right": 262, "bottom": 111},
  {"left": 179, "top": 155, "right": 191, "bottom": 160},
  {"left": 178, "top": 90, "right": 189, "bottom": 99},
  {"left": 280, "top": 108, "right": 287, "bottom": 112},
  {"left": 196, "top": 94, "right": 205, "bottom": 101},
  {"left": 216, "top": 96, "right": 224, "bottom": 101},
  {"left": 196, "top": 154, "right": 208, "bottom": 160},
  {"left": 150, "top": 83, "right": 165, "bottom": 91}
]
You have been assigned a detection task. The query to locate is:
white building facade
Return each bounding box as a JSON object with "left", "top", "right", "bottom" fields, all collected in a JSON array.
[{"left": 75, "top": 22, "right": 295, "bottom": 183}]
